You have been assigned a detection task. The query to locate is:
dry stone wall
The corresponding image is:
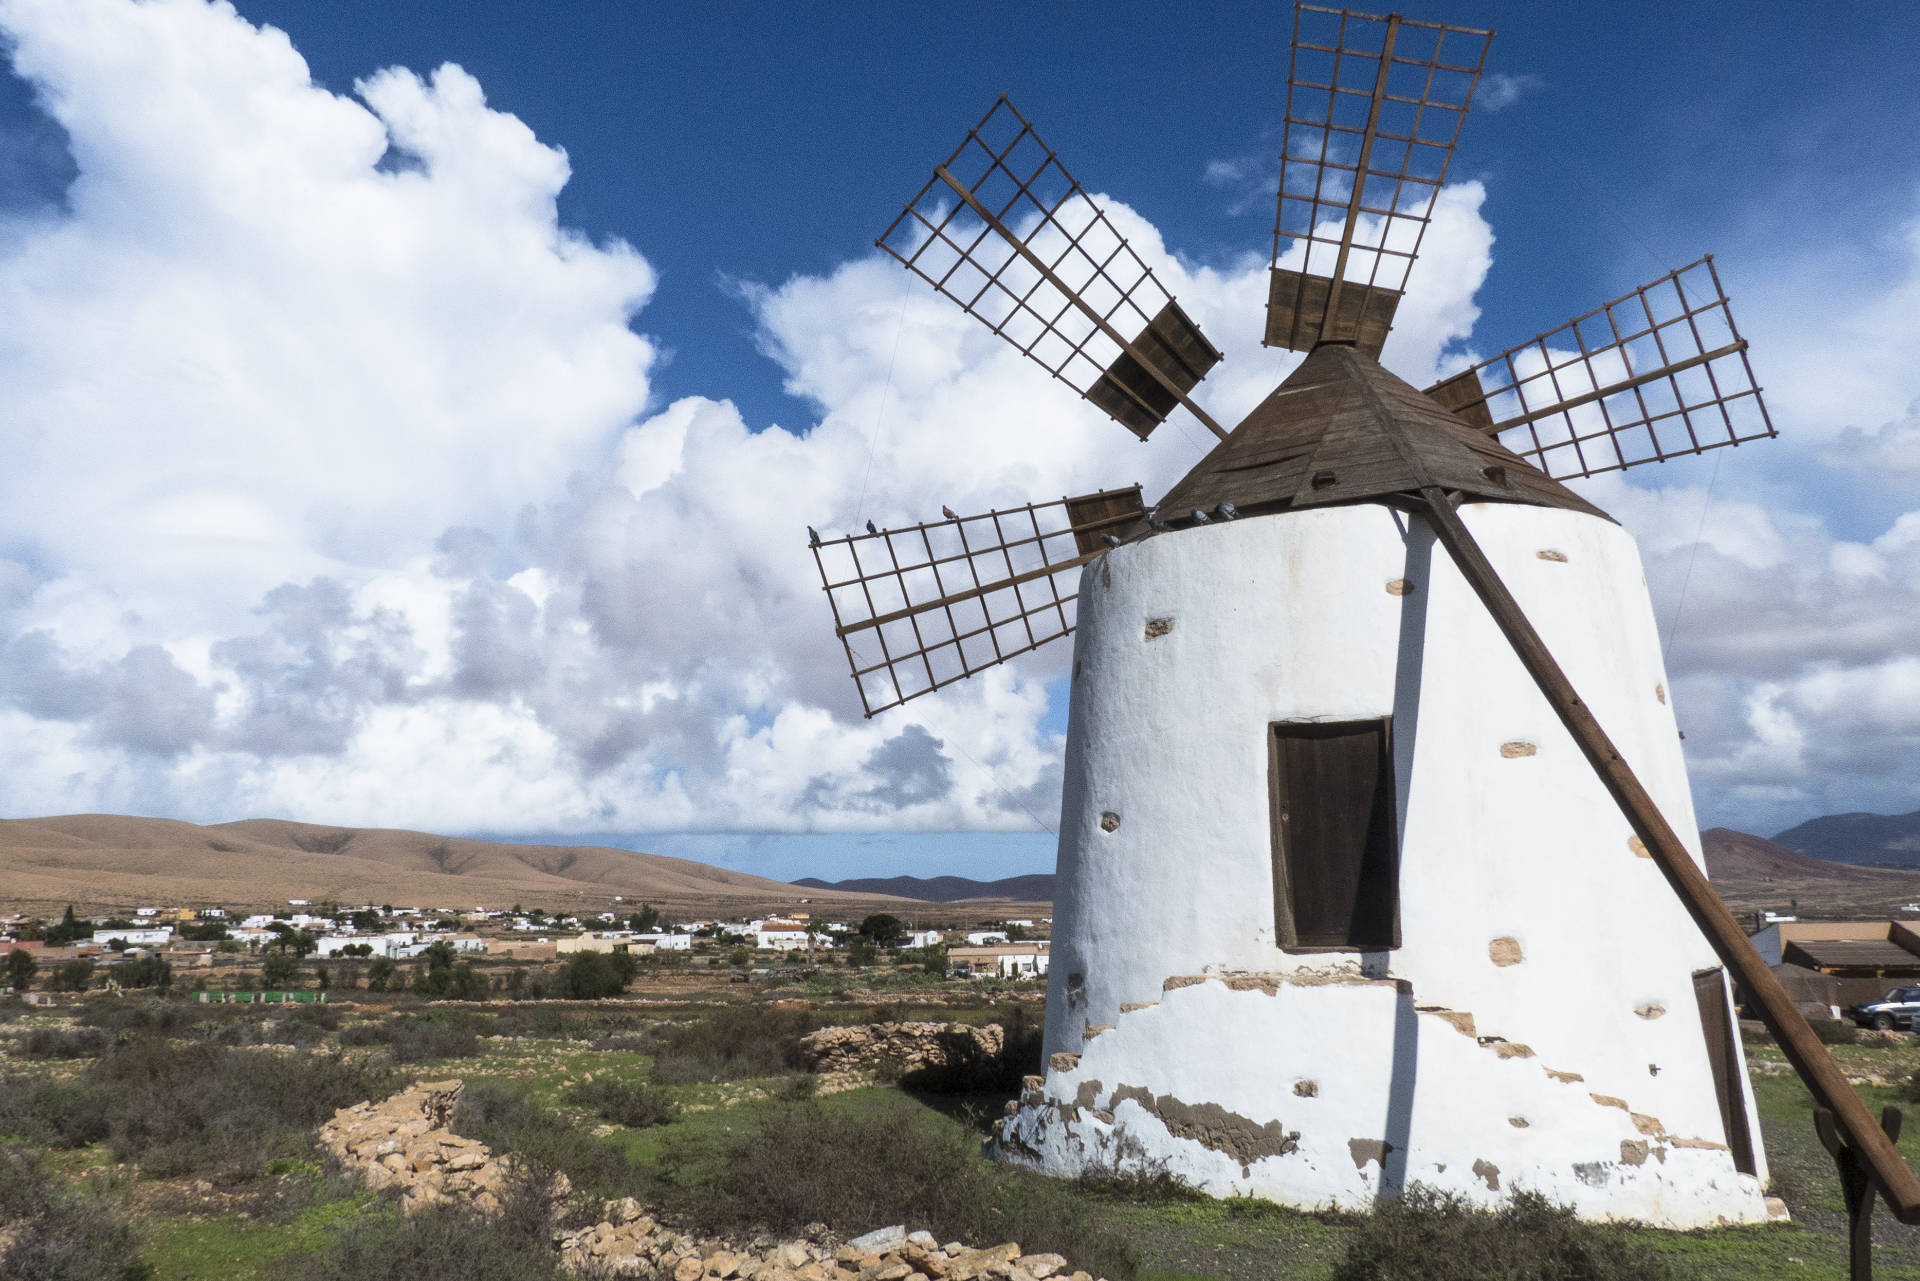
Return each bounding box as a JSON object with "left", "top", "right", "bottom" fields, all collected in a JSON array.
[
  {"left": 321, "top": 1080, "right": 1114, "bottom": 1281},
  {"left": 318, "top": 1078, "right": 563, "bottom": 1216},
  {"left": 799, "top": 1021, "right": 1004, "bottom": 1089}
]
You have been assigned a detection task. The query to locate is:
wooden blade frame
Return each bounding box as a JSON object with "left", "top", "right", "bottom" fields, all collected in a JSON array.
[
  {"left": 1268, "top": 5, "right": 1493, "bottom": 355},
  {"left": 1426, "top": 256, "right": 1775, "bottom": 480},
  {"left": 877, "top": 97, "right": 1226, "bottom": 441},
  {"left": 811, "top": 487, "right": 1145, "bottom": 717}
]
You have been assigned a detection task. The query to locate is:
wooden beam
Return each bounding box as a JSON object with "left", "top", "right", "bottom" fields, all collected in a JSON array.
[
  {"left": 933, "top": 165, "right": 1229, "bottom": 442},
  {"left": 1317, "top": 12, "right": 1401, "bottom": 346},
  {"left": 1415, "top": 486, "right": 1920, "bottom": 1224}
]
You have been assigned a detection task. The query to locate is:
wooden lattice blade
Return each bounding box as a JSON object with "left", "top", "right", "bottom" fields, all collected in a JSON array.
[
  {"left": 1422, "top": 256, "right": 1777, "bottom": 480},
  {"left": 876, "top": 97, "right": 1225, "bottom": 441},
  {"left": 1266, "top": 4, "right": 1494, "bottom": 353},
  {"left": 809, "top": 487, "right": 1145, "bottom": 717}
]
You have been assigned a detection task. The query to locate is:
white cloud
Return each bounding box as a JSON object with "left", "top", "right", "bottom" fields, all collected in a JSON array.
[{"left": 2, "top": 0, "right": 1916, "bottom": 849}]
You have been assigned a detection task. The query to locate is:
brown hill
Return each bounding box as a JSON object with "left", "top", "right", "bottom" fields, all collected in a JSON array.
[
  {"left": 0, "top": 814, "right": 998, "bottom": 919},
  {"left": 1701, "top": 826, "right": 1920, "bottom": 917}
]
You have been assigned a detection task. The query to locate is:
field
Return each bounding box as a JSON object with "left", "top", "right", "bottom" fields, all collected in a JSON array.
[{"left": 8, "top": 971, "right": 1920, "bottom": 1280}]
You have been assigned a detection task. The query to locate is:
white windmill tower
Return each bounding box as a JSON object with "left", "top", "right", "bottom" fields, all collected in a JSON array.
[{"left": 807, "top": 2, "right": 1920, "bottom": 1246}]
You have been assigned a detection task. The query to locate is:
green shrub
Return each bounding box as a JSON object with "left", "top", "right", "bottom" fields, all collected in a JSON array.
[
  {"left": 649, "top": 1005, "right": 816, "bottom": 1084},
  {"left": 292, "top": 1201, "right": 564, "bottom": 1281},
  {"left": 566, "top": 1078, "right": 679, "bottom": 1128},
  {"left": 659, "top": 1099, "right": 1136, "bottom": 1280},
  {"left": 0, "top": 1147, "right": 151, "bottom": 1281},
  {"left": 0, "top": 1037, "right": 397, "bottom": 1182},
  {"left": 1330, "top": 1187, "right": 1674, "bottom": 1281},
  {"left": 553, "top": 951, "right": 633, "bottom": 1000},
  {"left": 18, "top": 1026, "right": 112, "bottom": 1059},
  {"left": 450, "top": 1083, "right": 641, "bottom": 1205},
  {"left": 1808, "top": 1019, "right": 1859, "bottom": 1046},
  {"left": 381, "top": 1017, "right": 482, "bottom": 1064}
]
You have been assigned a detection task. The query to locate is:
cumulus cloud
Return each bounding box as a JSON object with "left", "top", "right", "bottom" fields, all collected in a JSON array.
[{"left": 2, "top": 0, "right": 1914, "bottom": 847}]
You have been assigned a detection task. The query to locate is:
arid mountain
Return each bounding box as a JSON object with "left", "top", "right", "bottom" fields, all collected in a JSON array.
[
  {"left": 0, "top": 814, "right": 923, "bottom": 919},
  {"left": 1772, "top": 810, "right": 1920, "bottom": 869},
  {"left": 1701, "top": 826, "right": 1920, "bottom": 918},
  {"left": 791, "top": 873, "right": 1055, "bottom": 904}
]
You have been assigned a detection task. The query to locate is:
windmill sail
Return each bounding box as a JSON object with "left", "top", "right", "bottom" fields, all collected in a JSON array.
[
  {"left": 1268, "top": 5, "right": 1494, "bottom": 355},
  {"left": 877, "top": 98, "right": 1226, "bottom": 442},
  {"left": 811, "top": 487, "right": 1145, "bottom": 717},
  {"left": 1423, "top": 256, "right": 1775, "bottom": 480}
]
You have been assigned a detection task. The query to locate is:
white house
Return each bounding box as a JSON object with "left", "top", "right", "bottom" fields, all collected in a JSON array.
[
  {"left": 949, "top": 941, "right": 1049, "bottom": 978},
  {"left": 965, "top": 931, "right": 1008, "bottom": 946},
  {"left": 93, "top": 926, "right": 173, "bottom": 948},
  {"left": 631, "top": 932, "right": 694, "bottom": 951},
  {"left": 901, "top": 929, "right": 943, "bottom": 949},
  {"left": 755, "top": 921, "right": 814, "bottom": 950}
]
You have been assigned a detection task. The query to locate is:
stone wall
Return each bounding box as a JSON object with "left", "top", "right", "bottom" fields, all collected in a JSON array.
[
  {"left": 317, "top": 1078, "right": 561, "bottom": 1215},
  {"left": 799, "top": 1022, "right": 1004, "bottom": 1085},
  {"left": 321, "top": 1080, "right": 1115, "bottom": 1281},
  {"left": 558, "top": 1214, "right": 1099, "bottom": 1281}
]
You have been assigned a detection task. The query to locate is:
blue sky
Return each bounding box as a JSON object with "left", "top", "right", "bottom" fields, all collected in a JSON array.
[{"left": 0, "top": 0, "right": 1917, "bottom": 881}]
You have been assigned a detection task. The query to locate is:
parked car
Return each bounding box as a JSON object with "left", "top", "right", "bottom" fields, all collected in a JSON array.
[{"left": 1847, "top": 985, "right": 1920, "bottom": 1031}]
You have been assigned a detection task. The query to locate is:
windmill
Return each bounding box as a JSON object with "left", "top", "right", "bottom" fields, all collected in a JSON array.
[{"left": 806, "top": 1, "right": 1920, "bottom": 1246}]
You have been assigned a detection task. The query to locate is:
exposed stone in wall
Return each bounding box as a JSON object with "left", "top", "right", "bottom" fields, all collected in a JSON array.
[
  {"left": 318, "top": 1079, "right": 557, "bottom": 1216},
  {"left": 1110, "top": 1084, "right": 1299, "bottom": 1173}
]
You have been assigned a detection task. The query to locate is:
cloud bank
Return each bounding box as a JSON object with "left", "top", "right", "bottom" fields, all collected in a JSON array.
[{"left": 0, "top": 0, "right": 1916, "bottom": 844}]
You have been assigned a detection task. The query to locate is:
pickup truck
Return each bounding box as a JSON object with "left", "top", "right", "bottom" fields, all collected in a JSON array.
[{"left": 1848, "top": 985, "right": 1920, "bottom": 1031}]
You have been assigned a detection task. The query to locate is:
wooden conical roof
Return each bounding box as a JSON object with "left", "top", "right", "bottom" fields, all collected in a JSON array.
[{"left": 1151, "top": 344, "right": 1610, "bottom": 525}]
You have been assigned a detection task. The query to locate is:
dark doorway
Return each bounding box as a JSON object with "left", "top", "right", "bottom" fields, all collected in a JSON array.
[
  {"left": 1692, "top": 967, "right": 1758, "bottom": 1176},
  {"left": 1269, "top": 718, "right": 1400, "bottom": 951}
]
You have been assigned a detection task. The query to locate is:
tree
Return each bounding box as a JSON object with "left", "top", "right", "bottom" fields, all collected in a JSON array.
[
  {"left": 261, "top": 953, "right": 300, "bottom": 989},
  {"left": 857, "top": 914, "right": 907, "bottom": 947},
  {"left": 366, "top": 956, "right": 398, "bottom": 992},
  {"left": 627, "top": 903, "right": 661, "bottom": 932},
  {"left": 178, "top": 921, "right": 230, "bottom": 942},
  {"left": 267, "top": 922, "right": 319, "bottom": 958},
  {"left": 5, "top": 948, "right": 35, "bottom": 992},
  {"left": 45, "top": 905, "right": 84, "bottom": 946},
  {"left": 555, "top": 951, "right": 631, "bottom": 1000},
  {"left": 915, "top": 944, "right": 949, "bottom": 977},
  {"left": 54, "top": 958, "right": 94, "bottom": 992},
  {"left": 119, "top": 957, "right": 171, "bottom": 990},
  {"left": 846, "top": 939, "right": 877, "bottom": 968}
]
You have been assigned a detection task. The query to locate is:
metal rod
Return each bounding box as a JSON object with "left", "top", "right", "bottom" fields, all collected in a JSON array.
[
  {"left": 933, "top": 164, "right": 1229, "bottom": 441},
  {"left": 1316, "top": 12, "right": 1400, "bottom": 344}
]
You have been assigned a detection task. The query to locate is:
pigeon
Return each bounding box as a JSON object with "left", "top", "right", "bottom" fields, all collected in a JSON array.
[
  {"left": 1216, "top": 502, "right": 1239, "bottom": 520},
  {"left": 942, "top": 505, "right": 958, "bottom": 521},
  {"left": 807, "top": 526, "right": 821, "bottom": 547},
  {"left": 866, "top": 520, "right": 879, "bottom": 535},
  {"left": 1189, "top": 507, "right": 1211, "bottom": 524},
  {"left": 1102, "top": 534, "right": 1122, "bottom": 548}
]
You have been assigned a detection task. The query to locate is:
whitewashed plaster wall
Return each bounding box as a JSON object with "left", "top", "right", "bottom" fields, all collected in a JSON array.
[{"left": 1000, "top": 501, "right": 1770, "bottom": 1228}]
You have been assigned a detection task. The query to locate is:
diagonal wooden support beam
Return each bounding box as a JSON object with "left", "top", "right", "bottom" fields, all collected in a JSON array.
[{"left": 1415, "top": 485, "right": 1920, "bottom": 1226}]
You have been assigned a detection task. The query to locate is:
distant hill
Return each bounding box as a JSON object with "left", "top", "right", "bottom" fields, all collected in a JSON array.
[
  {"left": 0, "top": 814, "right": 914, "bottom": 917},
  {"left": 1702, "top": 826, "right": 1920, "bottom": 918},
  {"left": 792, "top": 873, "right": 1054, "bottom": 904},
  {"left": 1772, "top": 811, "right": 1920, "bottom": 869}
]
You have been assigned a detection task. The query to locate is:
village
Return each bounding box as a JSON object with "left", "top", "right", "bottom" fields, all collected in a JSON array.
[{"left": 0, "top": 899, "right": 1054, "bottom": 999}]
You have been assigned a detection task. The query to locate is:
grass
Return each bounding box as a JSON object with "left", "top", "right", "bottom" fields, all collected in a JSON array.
[{"left": 19, "top": 994, "right": 1920, "bottom": 1280}]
